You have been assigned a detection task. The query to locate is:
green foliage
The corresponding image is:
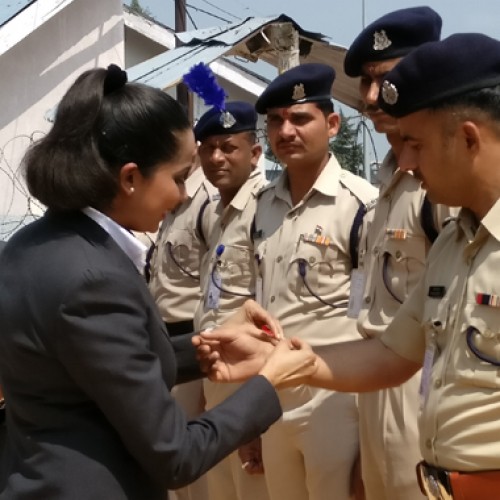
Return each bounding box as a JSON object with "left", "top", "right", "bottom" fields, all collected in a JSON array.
[
  {"left": 330, "top": 110, "right": 364, "bottom": 177},
  {"left": 129, "top": 0, "right": 151, "bottom": 17}
]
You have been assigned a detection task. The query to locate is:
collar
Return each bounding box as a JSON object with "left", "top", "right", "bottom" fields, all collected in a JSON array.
[
  {"left": 82, "top": 207, "right": 147, "bottom": 272},
  {"left": 227, "top": 168, "right": 264, "bottom": 212},
  {"left": 185, "top": 166, "right": 206, "bottom": 198},
  {"left": 274, "top": 154, "right": 342, "bottom": 203},
  {"left": 479, "top": 198, "right": 500, "bottom": 243}
]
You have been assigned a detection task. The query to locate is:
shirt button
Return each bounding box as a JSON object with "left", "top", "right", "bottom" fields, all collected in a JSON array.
[
  {"left": 364, "top": 296, "right": 371, "bottom": 304},
  {"left": 425, "top": 439, "right": 432, "bottom": 449},
  {"left": 373, "top": 247, "right": 379, "bottom": 256},
  {"left": 309, "top": 256, "right": 316, "bottom": 264},
  {"left": 276, "top": 256, "right": 283, "bottom": 263},
  {"left": 434, "top": 379, "right": 442, "bottom": 389},
  {"left": 270, "top": 296, "right": 275, "bottom": 303},
  {"left": 395, "top": 250, "right": 402, "bottom": 259}
]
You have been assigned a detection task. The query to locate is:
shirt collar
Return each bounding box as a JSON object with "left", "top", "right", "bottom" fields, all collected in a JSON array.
[
  {"left": 82, "top": 207, "right": 147, "bottom": 272},
  {"left": 185, "top": 166, "right": 206, "bottom": 198},
  {"left": 228, "top": 168, "right": 263, "bottom": 211},
  {"left": 480, "top": 198, "right": 500, "bottom": 243}
]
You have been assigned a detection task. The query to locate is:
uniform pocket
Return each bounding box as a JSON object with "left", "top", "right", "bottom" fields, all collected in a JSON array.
[
  {"left": 381, "top": 236, "right": 426, "bottom": 303},
  {"left": 453, "top": 305, "right": 500, "bottom": 389}
]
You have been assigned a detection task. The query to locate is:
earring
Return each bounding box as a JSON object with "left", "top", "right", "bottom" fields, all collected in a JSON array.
[{"left": 130, "top": 187, "right": 135, "bottom": 194}]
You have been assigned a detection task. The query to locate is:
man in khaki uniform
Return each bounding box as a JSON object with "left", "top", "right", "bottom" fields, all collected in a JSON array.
[
  {"left": 148, "top": 160, "right": 217, "bottom": 500},
  {"left": 343, "top": 7, "right": 457, "bottom": 499},
  {"left": 202, "top": 36, "right": 500, "bottom": 500},
  {"left": 193, "top": 101, "right": 270, "bottom": 500},
  {"left": 253, "top": 63, "right": 377, "bottom": 500}
]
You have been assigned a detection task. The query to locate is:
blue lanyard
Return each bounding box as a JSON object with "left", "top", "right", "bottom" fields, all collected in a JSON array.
[{"left": 211, "top": 244, "right": 254, "bottom": 298}]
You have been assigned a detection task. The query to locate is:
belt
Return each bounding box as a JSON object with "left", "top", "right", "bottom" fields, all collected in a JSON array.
[
  {"left": 164, "top": 320, "right": 194, "bottom": 337},
  {"left": 417, "top": 461, "right": 500, "bottom": 500}
]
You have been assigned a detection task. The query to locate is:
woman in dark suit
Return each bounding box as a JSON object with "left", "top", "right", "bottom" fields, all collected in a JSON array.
[{"left": 0, "top": 65, "right": 315, "bottom": 500}]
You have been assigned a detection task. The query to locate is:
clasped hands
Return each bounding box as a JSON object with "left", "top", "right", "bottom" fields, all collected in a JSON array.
[{"left": 192, "top": 300, "right": 317, "bottom": 389}]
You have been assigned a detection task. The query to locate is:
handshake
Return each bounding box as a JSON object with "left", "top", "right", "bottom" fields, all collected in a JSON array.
[{"left": 192, "top": 300, "right": 318, "bottom": 389}]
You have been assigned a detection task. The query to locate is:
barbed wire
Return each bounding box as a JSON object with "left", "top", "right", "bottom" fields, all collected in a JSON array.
[{"left": 0, "top": 132, "right": 45, "bottom": 241}]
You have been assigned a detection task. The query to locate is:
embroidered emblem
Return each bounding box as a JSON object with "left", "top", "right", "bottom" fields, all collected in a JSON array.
[
  {"left": 373, "top": 30, "right": 392, "bottom": 51},
  {"left": 220, "top": 110, "right": 236, "bottom": 128},
  {"left": 381, "top": 80, "right": 399, "bottom": 105},
  {"left": 476, "top": 293, "right": 500, "bottom": 308},
  {"left": 385, "top": 228, "right": 407, "bottom": 240},
  {"left": 292, "top": 83, "right": 306, "bottom": 101}
]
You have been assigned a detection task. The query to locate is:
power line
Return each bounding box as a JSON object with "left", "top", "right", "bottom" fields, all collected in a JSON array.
[
  {"left": 185, "top": 3, "right": 231, "bottom": 23},
  {"left": 198, "top": 0, "right": 240, "bottom": 20}
]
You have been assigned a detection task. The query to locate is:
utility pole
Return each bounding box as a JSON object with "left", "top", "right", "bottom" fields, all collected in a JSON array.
[{"left": 175, "top": 0, "right": 191, "bottom": 120}]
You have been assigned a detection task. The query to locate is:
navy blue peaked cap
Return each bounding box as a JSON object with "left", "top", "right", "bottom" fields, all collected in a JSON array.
[
  {"left": 378, "top": 33, "right": 500, "bottom": 118},
  {"left": 344, "top": 6, "right": 442, "bottom": 77},
  {"left": 194, "top": 101, "right": 257, "bottom": 142},
  {"left": 255, "top": 63, "right": 335, "bottom": 114}
]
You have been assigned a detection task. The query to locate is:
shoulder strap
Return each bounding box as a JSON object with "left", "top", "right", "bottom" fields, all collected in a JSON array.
[
  {"left": 349, "top": 202, "right": 367, "bottom": 270},
  {"left": 195, "top": 197, "right": 211, "bottom": 247},
  {"left": 421, "top": 194, "right": 439, "bottom": 244}
]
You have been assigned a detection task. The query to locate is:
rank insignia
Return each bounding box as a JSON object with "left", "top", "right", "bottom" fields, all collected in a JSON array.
[
  {"left": 292, "top": 83, "right": 306, "bottom": 101},
  {"left": 373, "top": 29, "right": 392, "bottom": 51},
  {"left": 386, "top": 228, "right": 407, "bottom": 240},
  {"left": 476, "top": 293, "right": 500, "bottom": 308},
  {"left": 381, "top": 81, "right": 399, "bottom": 105},
  {"left": 220, "top": 110, "right": 236, "bottom": 128}
]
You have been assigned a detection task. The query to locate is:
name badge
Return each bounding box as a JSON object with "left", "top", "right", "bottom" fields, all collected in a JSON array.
[{"left": 428, "top": 286, "right": 446, "bottom": 298}]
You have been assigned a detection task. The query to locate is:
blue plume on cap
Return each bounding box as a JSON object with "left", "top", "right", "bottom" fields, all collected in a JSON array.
[{"left": 183, "top": 63, "right": 227, "bottom": 112}]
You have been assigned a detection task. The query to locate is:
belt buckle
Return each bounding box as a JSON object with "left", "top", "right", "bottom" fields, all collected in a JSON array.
[{"left": 416, "top": 462, "right": 453, "bottom": 500}]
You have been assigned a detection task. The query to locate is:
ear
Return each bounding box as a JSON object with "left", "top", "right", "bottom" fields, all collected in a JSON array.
[
  {"left": 327, "top": 112, "right": 341, "bottom": 138},
  {"left": 250, "top": 142, "right": 263, "bottom": 167},
  {"left": 118, "top": 162, "right": 141, "bottom": 196},
  {"left": 462, "top": 121, "right": 481, "bottom": 155}
]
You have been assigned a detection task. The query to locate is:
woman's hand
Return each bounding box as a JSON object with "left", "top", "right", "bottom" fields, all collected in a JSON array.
[{"left": 258, "top": 338, "right": 317, "bottom": 389}]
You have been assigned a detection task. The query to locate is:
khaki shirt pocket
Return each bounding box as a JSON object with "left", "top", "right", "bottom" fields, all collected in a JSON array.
[
  {"left": 453, "top": 305, "right": 500, "bottom": 389},
  {"left": 381, "top": 236, "right": 426, "bottom": 303},
  {"left": 164, "top": 229, "right": 198, "bottom": 277},
  {"left": 216, "top": 244, "right": 255, "bottom": 293},
  {"left": 289, "top": 239, "right": 343, "bottom": 298}
]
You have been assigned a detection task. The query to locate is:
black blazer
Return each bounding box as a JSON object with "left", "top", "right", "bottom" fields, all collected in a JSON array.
[{"left": 0, "top": 211, "right": 281, "bottom": 500}]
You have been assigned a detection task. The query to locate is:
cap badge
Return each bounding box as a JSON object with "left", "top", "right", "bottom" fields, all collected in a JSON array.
[
  {"left": 381, "top": 80, "right": 398, "bottom": 105},
  {"left": 220, "top": 110, "right": 236, "bottom": 128},
  {"left": 292, "top": 83, "right": 306, "bottom": 101},
  {"left": 373, "top": 30, "right": 392, "bottom": 51}
]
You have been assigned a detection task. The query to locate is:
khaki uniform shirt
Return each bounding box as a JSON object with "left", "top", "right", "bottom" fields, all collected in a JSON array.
[
  {"left": 148, "top": 167, "right": 218, "bottom": 322},
  {"left": 195, "top": 168, "right": 266, "bottom": 330},
  {"left": 381, "top": 200, "right": 500, "bottom": 471},
  {"left": 358, "top": 151, "right": 456, "bottom": 338},
  {"left": 254, "top": 155, "right": 378, "bottom": 346}
]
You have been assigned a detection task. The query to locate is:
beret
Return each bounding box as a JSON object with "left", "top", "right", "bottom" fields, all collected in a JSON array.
[
  {"left": 378, "top": 33, "right": 500, "bottom": 118},
  {"left": 344, "top": 6, "right": 442, "bottom": 77},
  {"left": 255, "top": 63, "right": 335, "bottom": 114},
  {"left": 194, "top": 101, "right": 257, "bottom": 142}
]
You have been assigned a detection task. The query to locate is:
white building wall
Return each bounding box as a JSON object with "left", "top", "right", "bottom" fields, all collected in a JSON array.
[{"left": 0, "top": 0, "right": 124, "bottom": 237}]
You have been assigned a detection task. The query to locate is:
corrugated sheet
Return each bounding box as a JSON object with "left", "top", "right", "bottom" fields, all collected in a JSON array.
[
  {"left": 128, "top": 14, "right": 363, "bottom": 111},
  {"left": 0, "top": 0, "right": 36, "bottom": 28}
]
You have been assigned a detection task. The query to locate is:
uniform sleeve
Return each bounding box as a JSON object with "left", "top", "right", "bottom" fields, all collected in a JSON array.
[
  {"left": 380, "top": 272, "right": 427, "bottom": 364},
  {"left": 55, "top": 269, "right": 281, "bottom": 489}
]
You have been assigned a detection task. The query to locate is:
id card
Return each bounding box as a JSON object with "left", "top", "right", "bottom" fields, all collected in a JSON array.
[
  {"left": 347, "top": 269, "right": 366, "bottom": 318},
  {"left": 206, "top": 271, "right": 222, "bottom": 310},
  {"left": 419, "top": 343, "right": 436, "bottom": 409},
  {"left": 255, "top": 276, "right": 263, "bottom": 306}
]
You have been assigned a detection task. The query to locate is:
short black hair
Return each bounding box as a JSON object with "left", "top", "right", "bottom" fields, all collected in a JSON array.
[{"left": 24, "top": 67, "right": 191, "bottom": 211}]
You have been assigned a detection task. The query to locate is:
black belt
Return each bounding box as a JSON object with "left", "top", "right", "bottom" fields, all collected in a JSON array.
[
  {"left": 417, "top": 461, "right": 453, "bottom": 499},
  {"left": 164, "top": 320, "right": 194, "bottom": 337}
]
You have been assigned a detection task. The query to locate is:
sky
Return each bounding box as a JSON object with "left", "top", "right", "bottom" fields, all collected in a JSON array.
[{"left": 135, "top": 0, "right": 500, "bottom": 164}]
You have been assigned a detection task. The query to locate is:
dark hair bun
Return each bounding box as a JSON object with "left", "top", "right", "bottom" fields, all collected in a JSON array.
[{"left": 103, "top": 64, "right": 128, "bottom": 95}]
